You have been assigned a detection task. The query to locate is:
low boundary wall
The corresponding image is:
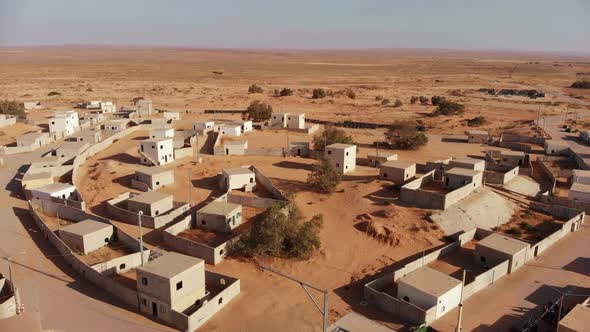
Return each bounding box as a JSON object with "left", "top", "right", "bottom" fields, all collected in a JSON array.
[
  {"left": 484, "top": 165, "right": 519, "bottom": 185},
  {"left": 106, "top": 192, "right": 190, "bottom": 229},
  {"left": 539, "top": 193, "right": 590, "bottom": 214},
  {"left": 400, "top": 171, "right": 479, "bottom": 210}
]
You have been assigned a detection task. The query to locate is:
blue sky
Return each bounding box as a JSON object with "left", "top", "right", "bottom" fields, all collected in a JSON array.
[{"left": 1, "top": 0, "right": 589, "bottom": 53}]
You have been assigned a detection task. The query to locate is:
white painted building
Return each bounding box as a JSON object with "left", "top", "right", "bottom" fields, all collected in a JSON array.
[
  {"left": 136, "top": 99, "right": 153, "bottom": 117},
  {"left": 140, "top": 138, "right": 174, "bottom": 166},
  {"left": 100, "top": 101, "right": 116, "bottom": 113},
  {"left": 162, "top": 111, "right": 180, "bottom": 120},
  {"left": 49, "top": 110, "right": 80, "bottom": 136},
  {"left": 233, "top": 120, "right": 252, "bottom": 133},
  {"left": 30, "top": 183, "right": 77, "bottom": 202},
  {"left": 220, "top": 167, "right": 256, "bottom": 192},
  {"left": 193, "top": 121, "right": 214, "bottom": 133},
  {"left": 219, "top": 124, "right": 242, "bottom": 137},
  {"left": 150, "top": 128, "right": 174, "bottom": 140},
  {"left": 325, "top": 143, "right": 357, "bottom": 174}
]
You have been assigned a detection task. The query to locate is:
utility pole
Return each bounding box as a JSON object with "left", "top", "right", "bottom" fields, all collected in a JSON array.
[
  {"left": 137, "top": 211, "right": 144, "bottom": 266},
  {"left": 188, "top": 167, "right": 192, "bottom": 207},
  {"left": 261, "top": 265, "right": 328, "bottom": 332},
  {"left": 455, "top": 269, "right": 466, "bottom": 332}
]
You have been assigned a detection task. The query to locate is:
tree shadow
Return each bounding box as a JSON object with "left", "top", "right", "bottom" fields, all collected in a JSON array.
[{"left": 562, "top": 257, "right": 590, "bottom": 276}]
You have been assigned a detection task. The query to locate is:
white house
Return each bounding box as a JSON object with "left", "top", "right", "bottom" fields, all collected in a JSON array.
[
  {"left": 220, "top": 167, "right": 256, "bottom": 192},
  {"left": 286, "top": 113, "right": 305, "bottom": 129},
  {"left": 150, "top": 128, "right": 174, "bottom": 140},
  {"left": 219, "top": 124, "right": 242, "bottom": 137},
  {"left": 140, "top": 138, "right": 174, "bottom": 166},
  {"left": 233, "top": 120, "right": 252, "bottom": 133},
  {"left": 30, "top": 183, "right": 77, "bottom": 202},
  {"left": 49, "top": 110, "right": 80, "bottom": 136},
  {"left": 193, "top": 121, "right": 214, "bottom": 133},
  {"left": 325, "top": 143, "right": 357, "bottom": 174},
  {"left": 136, "top": 99, "right": 153, "bottom": 117},
  {"left": 163, "top": 111, "right": 180, "bottom": 120},
  {"left": 100, "top": 101, "right": 116, "bottom": 113}
]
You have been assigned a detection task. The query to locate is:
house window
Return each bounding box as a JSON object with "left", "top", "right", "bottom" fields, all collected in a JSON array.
[
  {"left": 250, "top": 177, "right": 254, "bottom": 183},
  {"left": 155, "top": 210, "right": 159, "bottom": 215},
  {"left": 327, "top": 150, "right": 332, "bottom": 155},
  {"left": 403, "top": 296, "right": 410, "bottom": 302},
  {"left": 480, "top": 256, "right": 486, "bottom": 263},
  {"left": 383, "top": 173, "right": 387, "bottom": 178},
  {"left": 160, "top": 145, "right": 163, "bottom": 149},
  {"left": 142, "top": 277, "right": 148, "bottom": 286},
  {"left": 119, "top": 263, "right": 126, "bottom": 269},
  {"left": 142, "top": 298, "right": 147, "bottom": 305},
  {"left": 176, "top": 281, "right": 183, "bottom": 290},
  {"left": 202, "top": 220, "right": 206, "bottom": 225},
  {"left": 346, "top": 152, "right": 349, "bottom": 156}
]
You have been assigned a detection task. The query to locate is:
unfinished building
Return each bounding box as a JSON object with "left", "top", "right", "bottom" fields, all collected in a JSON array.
[
  {"left": 448, "top": 157, "right": 485, "bottom": 171},
  {"left": 59, "top": 219, "right": 115, "bottom": 255},
  {"left": 443, "top": 168, "right": 483, "bottom": 190},
  {"left": 499, "top": 150, "right": 526, "bottom": 167},
  {"left": 466, "top": 130, "right": 489, "bottom": 144},
  {"left": 367, "top": 151, "right": 398, "bottom": 167},
  {"left": 325, "top": 143, "right": 356, "bottom": 174}
]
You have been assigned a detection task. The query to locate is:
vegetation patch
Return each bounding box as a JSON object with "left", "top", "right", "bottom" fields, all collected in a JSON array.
[
  {"left": 307, "top": 157, "right": 342, "bottom": 193},
  {"left": 246, "top": 100, "right": 273, "bottom": 121},
  {"left": 571, "top": 80, "right": 590, "bottom": 89},
  {"left": 432, "top": 100, "right": 465, "bottom": 116},
  {"left": 467, "top": 116, "right": 487, "bottom": 127},
  {"left": 0, "top": 100, "right": 26, "bottom": 118},
  {"left": 385, "top": 120, "right": 428, "bottom": 150},
  {"left": 312, "top": 125, "right": 354, "bottom": 151},
  {"left": 248, "top": 84, "right": 264, "bottom": 94}
]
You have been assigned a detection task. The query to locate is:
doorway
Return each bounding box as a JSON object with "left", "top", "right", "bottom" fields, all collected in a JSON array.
[
  {"left": 152, "top": 302, "right": 158, "bottom": 316},
  {"left": 297, "top": 149, "right": 301, "bottom": 156}
]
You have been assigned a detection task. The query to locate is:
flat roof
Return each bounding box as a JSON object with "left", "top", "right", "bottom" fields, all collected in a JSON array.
[
  {"left": 198, "top": 201, "right": 241, "bottom": 217},
  {"left": 368, "top": 151, "right": 397, "bottom": 158},
  {"left": 220, "top": 123, "right": 241, "bottom": 128},
  {"left": 222, "top": 167, "right": 254, "bottom": 176},
  {"left": 445, "top": 168, "right": 482, "bottom": 177},
  {"left": 225, "top": 140, "right": 247, "bottom": 146},
  {"left": 128, "top": 191, "right": 172, "bottom": 205},
  {"left": 60, "top": 219, "right": 112, "bottom": 237},
  {"left": 559, "top": 302, "right": 590, "bottom": 331},
  {"left": 450, "top": 157, "right": 484, "bottom": 165},
  {"left": 135, "top": 166, "right": 172, "bottom": 176},
  {"left": 141, "top": 138, "right": 172, "bottom": 144},
  {"left": 58, "top": 141, "right": 88, "bottom": 151},
  {"left": 570, "top": 182, "right": 590, "bottom": 193},
  {"left": 501, "top": 150, "right": 525, "bottom": 157},
  {"left": 467, "top": 130, "right": 488, "bottom": 135},
  {"left": 398, "top": 267, "right": 461, "bottom": 297},
  {"left": 19, "top": 132, "right": 47, "bottom": 140},
  {"left": 326, "top": 143, "right": 356, "bottom": 149},
  {"left": 328, "top": 312, "right": 395, "bottom": 332},
  {"left": 34, "top": 182, "right": 75, "bottom": 193},
  {"left": 381, "top": 160, "right": 415, "bottom": 169},
  {"left": 477, "top": 233, "right": 529, "bottom": 255},
  {"left": 137, "top": 252, "right": 203, "bottom": 279},
  {"left": 151, "top": 128, "right": 173, "bottom": 132},
  {"left": 572, "top": 169, "right": 590, "bottom": 178},
  {"left": 106, "top": 119, "right": 130, "bottom": 124},
  {"left": 22, "top": 171, "right": 52, "bottom": 181}
]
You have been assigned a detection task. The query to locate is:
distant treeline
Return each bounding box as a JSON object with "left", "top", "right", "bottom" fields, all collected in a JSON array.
[{"left": 478, "top": 88, "right": 545, "bottom": 99}]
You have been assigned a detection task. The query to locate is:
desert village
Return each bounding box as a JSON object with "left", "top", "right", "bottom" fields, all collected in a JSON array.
[{"left": 0, "top": 47, "right": 589, "bottom": 332}]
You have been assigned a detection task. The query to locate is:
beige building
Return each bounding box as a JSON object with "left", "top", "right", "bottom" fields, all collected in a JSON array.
[
  {"left": 136, "top": 252, "right": 206, "bottom": 323},
  {"left": 196, "top": 201, "right": 242, "bottom": 234},
  {"left": 444, "top": 168, "right": 483, "bottom": 190},
  {"left": 21, "top": 171, "right": 53, "bottom": 190},
  {"left": 162, "top": 111, "right": 180, "bottom": 120},
  {"left": 379, "top": 160, "right": 416, "bottom": 183},
  {"left": 29, "top": 156, "right": 61, "bottom": 170},
  {"left": 448, "top": 157, "right": 485, "bottom": 171},
  {"left": 17, "top": 132, "right": 51, "bottom": 148},
  {"left": 233, "top": 120, "right": 252, "bottom": 133},
  {"left": 193, "top": 120, "right": 214, "bottom": 133},
  {"left": 136, "top": 99, "right": 153, "bottom": 117},
  {"left": 500, "top": 150, "right": 526, "bottom": 167},
  {"left": 288, "top": 141, "right": 310, "bottom": 157},
  {"left": 367, "top": 150, "right": 398, "bottom": 167},
  {"left": 466, "top": 130, "right": 489, "bottom": 143},
  {"left": 127, "top": 191, "right": 174, "bottom": 217},
  {"left": 220, "top": 167, "right": 256, "bottom": 192},
  {"left": 568, "top": 182, "right": 590, "bottom": 203},
  {"left": 150, "top": 128, "right": 174, "bottom": 140},
  {"left": 271, "top": 112, "right": 289, "bottom": 127},
  {"left": 219, "top": 124, "right": 241, "bottom": 136},
  {"left": 222, "top": 140, "right": 248, "bottom": 156},
  {"left": 559, "top": 299, "right": 590, "bottom": 332},
  {"left": 325, "top": 143, "right": 356, "bottom": 174},
  {"left": 30, "top": 182, "right": 77, "bottom": 201},
  {"left": 134, "top": 167, "right": 174, "bottom": 191},
  {"left": 59, "top": 219, "right": 114, "bottom": 255},
  {"left": 397, "top": 267, "right": 462, "bottom": 320},
  {"left": 544, "top": 139, "right": 570, "bottom": 155},
  {"left": 475, "top": 233, "right": 529, "bottom": 273},
  {"left": 572, "top": 169, "right": 590, "bottom": 185},
  {"left": 69, "top": 130, "right": 102, "bottom": 144},
  {"left": 103, "top": 119, "right": 131, "bottom": 135},
  {"left": 56, "top": 141, "right": 89, "bottom": 162},
  {"left": 286, "top": 113, "right": 305, "bottom": 129}
]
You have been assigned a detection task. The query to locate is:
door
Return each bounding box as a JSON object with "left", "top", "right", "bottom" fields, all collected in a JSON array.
[
  {"left": 297, "top": 149, "right": 301, "bottom": 156},
  {"left": 226, "top": 148, "right": 229, "bottom": 155},
  {"left": 164, "top": 155, "right": 168, "bottom": 163},
  {"left": 152, "top": 302, "right": 158, "bottom": 316}
]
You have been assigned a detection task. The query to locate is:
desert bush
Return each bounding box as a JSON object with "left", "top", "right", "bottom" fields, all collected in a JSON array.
[
  {"left": 432, "top": 100, "right": 465, "bottom": 116},
  {"left": 519, "top": 222, "right": 536, "bottom": 232},
  {"left": 431, "top": 95, "right": 446, "bottom": 106},
  {"left": 467, "top": 116, "right": 487, "bottom": 127},
  {"left": 279, "top": 88, "right": 293, "bottom": 96},
  {"left": 248, "top": 84, "right": 264, "bottom": 94},
  {"left": 0, "top": 100, "right": 25, "bottom": 118},
  {"left": 393, "top": 99, "right": 403, "bottom": 107},
  {"left": 231, "top": 205, "right": 323, "bottom": 259},
  {"left": 505, "top": 227, "right": 522, "bottom": 237},
  {"left": 381, "top": 98, "right": 390, "bottom": 105},
  {"left": 571, "top": 80, "right": 590, "bottom": 89},
  {"left": 86, "top": 87, "right": 93, "bottom": 92},
  {"left": 246, "top": 100, "right": 273, "bottom": 121},
  {"left": 312, "top": 88, "right": 327, "bottom": 99},
  {"left": 375, "top": 96, "right": 384, "bottom": 101},
  {"left": 312, "top": 125, "right": 354, "bottom": 151},
  {"left": 347, "top": 90, "right": 356, "bottom": 99},
  {"left": 307, "top": 157, "right": 342, "bottom": 193},
  {"left": 48, "top": 91, "right": 61, "bottom": 96},
  {"left": 385, "top": 120, "right": 428, "bottom": 150},
  {"left": 419, "top": 96, "right": 429, "bottom": 105},
  {"left": 410, "top": 96, "right": 419, "bottom": 104}
]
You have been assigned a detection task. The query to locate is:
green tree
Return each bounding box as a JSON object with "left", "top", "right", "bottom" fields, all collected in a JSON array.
[
  {"left": 347, "top": 90, "right": 356, "bottom": 99},
  {"left": 410, "top": 96, "right": 419, "bottom": 104},
  {"left": 307, "top": 158, "right": 342, "bottom": 193},
  {"left": 432, "top": 100, "right": 465, "bottom": 116},
  {"left": 419, "top": 96, "right": 429, "bottom": 105},
  {"left": 312, "top": 88, "right": 327, "bottom": 99},
  {"left": 0, "top": 100, "right": 25, "bottom": 118},
  {"left": 248, "top": 84, "right": 264, "bottom": 94},
  {"left": 246, "top": 100, "right": 273, "bottom": 121},
  {"left": 279, "top": 88, "right": 293, "bottom": 96},
  {"left": 467, "top": 116, "right": 487, "bottom": 127},
  {"left": 393, "top": 99, "right": 403, "bottom": 107},
  {"left": 385, "top": 120, "right": 428, "bottom": 150},
  {"left": 431, "top": 95, "right": 446, "bottom": 106},
  {"left": 312, "top": 125, "right": 354, "bottom": 151}
]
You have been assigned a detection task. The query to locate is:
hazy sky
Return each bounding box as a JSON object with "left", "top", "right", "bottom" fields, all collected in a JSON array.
[{"left": 1, "top": 0, "right": 589, "bottom": 53}]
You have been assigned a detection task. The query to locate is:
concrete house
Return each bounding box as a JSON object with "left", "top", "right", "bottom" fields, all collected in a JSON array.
[
  {"left": 29, "top": 156, "right": 61, "bottom": 170},
  {"left": 568, "top": 182, "right": 590, "bottom": 203},
  {"left": 223, "top": 140, "right": 248, "bottom": 156},
  {"left": 151, "top": 118, "right": 170, "bottom": 128},
  {"left": 22, "top": 101, "right": 42, "bottom": 110},
  {"left": 288, "top": 141, "right": 310, "bottom": 157},
  {"left": 193, "top": 121, "right": 214, "bottom": 133},
  {"left": 134, "top": 167, "right": 174, "bottom": 191},
  {"left": 163, "top": 111, "right": 180, "bottom": 121},
  {"left": 140, "top": 138, "right": 174, "bottom": 166},
  {"left": 271, "top": 112, "right": 289, "bottom": 127},
  {"left": 100, "top": 101, "right": 116, "bottom": 113},
  {"left": 559, "top": 299, "right": 590, "bottom": 332},
  {"left": 56, "top": 141, "right": 89, "bottom": 162},
  {"left": 572, "top": 169, "right": 590, "bottom": 185},
  {"left": 30, "top": 183, "right": 77, "bottom": 201},
  {"left": 466, "top": 130, "right": 489, "bottom": 143},
  {"left": 17, "top": 132, "right": 50, "bottom": 148},
  {"left": 196, "top": 201, "right": 242, "bottom": 234},
  {"left": 0, "top": 114, "right": 16, "bottom": 128},
  {"left": 49, "top": 110, "right": 80, "bottom": 136},
  {"left": 545, "top": 139, "right": 570, "bottom": 155},
  {"left": 219, "top": 124, "right": 241, "bottom": 137},
  {"left": 475, "top": 233, "right": 529, "bottom": 273},
  {"left": 69, "top": 130, "right": 102, "bottom": 144},
  {"left": 397, "top": 267, "right": 462, "bottom": 320},
  {"left": 220, "top": 167, "right": 256, "bottom": 192},
  {"left": 150, "top": 128, "right": 174, "bottom": 140},
  {"left": 21, "top": 172, "right": 53, "bottom": 190},
  {"left": 286, "top": 113, "right": 305, "bottom": 129},
  {"left": 59, "top": 219, "right": 114, "bottom": 255},
  {"left": 103, "top": 119, "right": 131, "bottom": 135},
  {"left": 127, "top": 191, "right": 174, "bottom": 217},
  {"left": 448, "top": 157, "right": 485, "bottom": 171},
  {"left": 325, "top": 143, "right": 357, "bottom": 174},
  {"left": 444, "top": 168, "right": 483, "bottom": 190},
  {"left": 379, "top": 160, "right": 416, "bottom": 183},
  {"left": 233, "top": 120, "right": 252, "bottom": 133},
  {"left": 136, "top": 99, "right": 153, "bottom": 117},
  {"left": 367, "top": 151, "right": 398, "bottom": 167},
  {"left": 136, "top": 252, "right": 206, "bottom": 323},
  {"left": 499, "top": 150, "right": 526, "bottom": 167}
]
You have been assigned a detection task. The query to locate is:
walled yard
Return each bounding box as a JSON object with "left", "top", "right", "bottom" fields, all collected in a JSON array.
[
  {"left": 77, "top": 240, "right": 137, "bottom": 266},
  {"left": 110, "top": 269, "right": 138, "bottom": 291},
  {"left": 427, "top": 241, "right": 486, "bottom": 284},
  {"left": 496, "top": 208, "right": 564, "bottom": 243}
]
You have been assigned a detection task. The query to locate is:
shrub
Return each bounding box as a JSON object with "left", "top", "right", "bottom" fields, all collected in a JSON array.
[
  {"left": 505, "top": 227, "right": 522, "bottom": 237},
  {"left": 48, "top": 91, "right": 61, "bottom": 96},
  {"left": 385, "top": 120, "right": 428, "bottom": 150},
  {"left": 381, "top": 98, "right": 390, "bottom": 105},
  {"left": 307, "top": 157, "right": 342, "bottom": 193},
  {"left": 347, "top": 90, "right": 356, "bottom": 99},
  {"left": 419, "top": 96, "right": 429, "bottom": 105},
  {"left": 312, "top": 88, "right": 326, "bottom": 99},
  {"left": 393, "top": 99, "right": 403, "bottom": 108},
  {"left": 0, "top": 100, "right": 26, "bottom": 118},
  {"left": 410, "top": 96, "right": 419, "bottom": 104},
  {"left": 312, "top": 125, "right": 354, "bottom": 151},
  {"left": 246, "top": 100, "right": 273, "bottom": 121},
  {"left": 519, "top": 222, "right": 536, "bottom": 232},
  {"left": 375, "top": 96, "right": 384, "bottom": 101},
  {"left": 279, "top": 88, "right": 293, "bottom": 96},
  {"left": 431, "top": 95, "right": 446, "bottom": 106},
  {"left": 571, "top": 81, "right": 590, "bottom": 89},
  {"left": 432, "top": 100, "right": 465, "bottom": 116},
  {"left": 86, "top": 87, "right": 93, "bottom": 92},
  {"left": 248, "top": 84, "right": 264, "bottom": 94},
  {"left": 467, "top": 116, "right": 487, "bottom": 127}
]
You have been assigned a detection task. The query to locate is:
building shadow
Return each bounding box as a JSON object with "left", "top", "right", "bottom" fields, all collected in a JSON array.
[
  {"left": 132, "top": 135, "right": 149, "bottom": 141},
  {"left": 100, "top": 153, "right": 140, "bottom": 165},
  {"left": 563, "top": 257, "right": 590, "bottom": 276},
  {"left": 442, "top": 137, "right": 468, "bottom": 144},
  {"left": 272, "top": 160, "right": 314, "bottom": 172},
  {"left": 269, "top": 177, "right": 310, "bottom": 193}
]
